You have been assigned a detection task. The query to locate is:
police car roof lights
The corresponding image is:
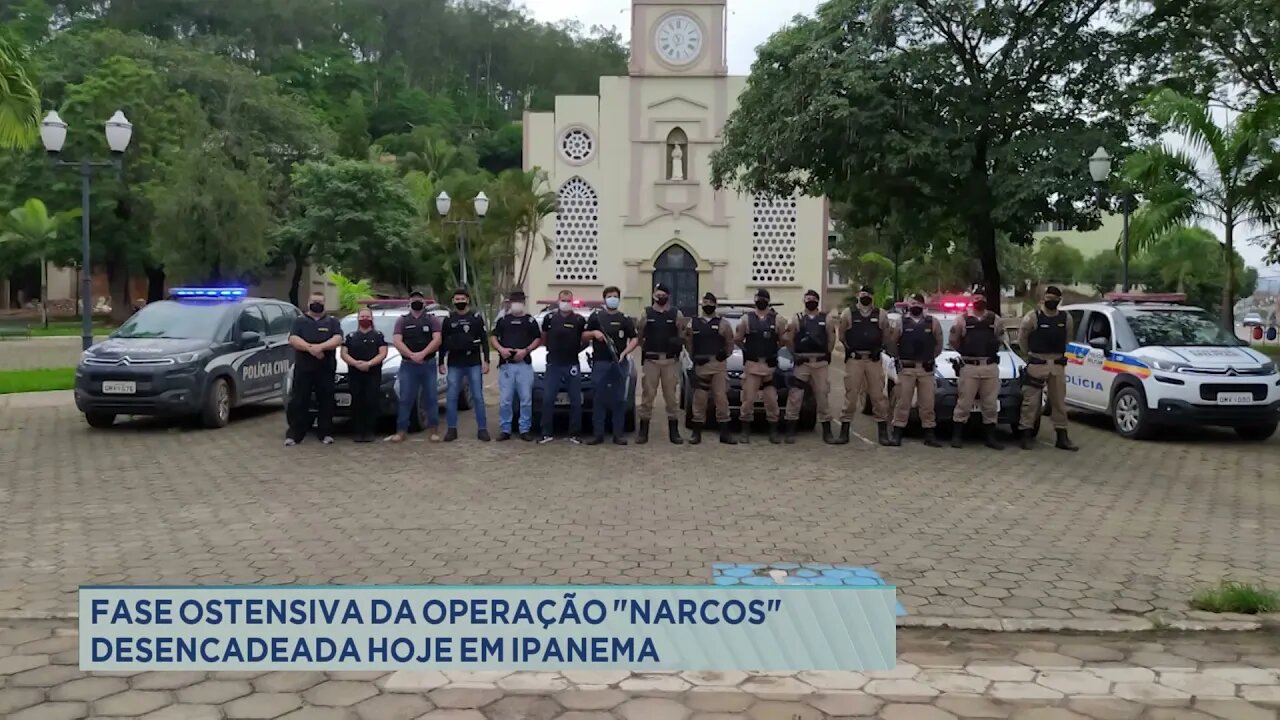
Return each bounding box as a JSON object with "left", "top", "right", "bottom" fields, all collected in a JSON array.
[
  {"left": 169, "top": 287, "right": 247, "bottom": 300},
  {"left": 1103, "top": 292, "right": 1186, "bottom": 304},
  {"left": 537, "top": 298, "right": 590, "bottom": 307}
]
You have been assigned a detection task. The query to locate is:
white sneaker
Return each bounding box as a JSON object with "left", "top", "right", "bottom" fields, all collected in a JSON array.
[
  {"left": 321, "top": 436, "right": 335, "bottom": 445},
  {"left": 284, "top": 438, "right": 297, "bottom": 447},
  {"left": 538, "top": 436, "right": 555, "bottom": 445}
]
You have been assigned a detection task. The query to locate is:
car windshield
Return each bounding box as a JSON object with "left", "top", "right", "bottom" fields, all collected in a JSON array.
[
  {"left": 1126, "top": 309, "right": 1240, "bottom": 347},
  {"left": 113, "top": 301, "right": 228, "bottom": 340},
  {"left": 341, "top": 315, "right": 400, "bottom": 337}
]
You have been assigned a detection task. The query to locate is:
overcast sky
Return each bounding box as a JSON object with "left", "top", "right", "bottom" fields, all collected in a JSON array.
[{"left": 520, "top": 0, "right": 1276, "bottom": 274}]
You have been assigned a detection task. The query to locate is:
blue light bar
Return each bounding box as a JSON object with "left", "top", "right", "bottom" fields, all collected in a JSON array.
[{"left": 169, "top": 287, "right": 248, "bottom": 299}]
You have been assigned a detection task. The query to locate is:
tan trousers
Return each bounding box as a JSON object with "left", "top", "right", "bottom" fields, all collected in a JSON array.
[
  {"left": 893, "top": 366, "right": 937, "bottom": 429},
  {"left": 638, "top": 358, "right": 680, "bottom": 420},
  {"left": 786, "top": 360, "right": 831, "bottom": 421},
  {"left": 690, "top": 360, "right": 731, "bottom": 424},
  {"left": 740, "top": 360, "right": 780, "bottom": 423},
  {"left": 843, "top": 357, "right": 888, "bottom": 422},
  {"left": 1020, "top": 358, "right": 1068, "bottom": 431},
  {"left": 953, "top": 361, "right": 1000, "bottom": 425}
]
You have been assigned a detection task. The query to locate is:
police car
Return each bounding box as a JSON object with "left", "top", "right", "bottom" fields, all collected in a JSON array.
[
  {"left": 881, "top": 297, "right": 1028, "bottom": 432},
  {"left": 1060, "top": 293, "right": 1280, "bottom": 440},
  {"left": 678, "top": 303, "right": 814, "bottom": 430},
  {"left": 75, "top": 288, "right": 299, "bottom": 429},
  {"left": 529, "top": 300, "right": 639, "bottom": 432}
]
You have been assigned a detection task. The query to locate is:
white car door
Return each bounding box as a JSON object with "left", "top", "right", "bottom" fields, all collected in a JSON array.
[{"left": 1070, "top": 310, "right": 1115, "bottom": 411}]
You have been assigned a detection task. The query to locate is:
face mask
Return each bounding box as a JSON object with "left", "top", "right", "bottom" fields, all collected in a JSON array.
[
  {"left": 605, "top": 297, "right": 620, "bottom": 310},
  {"left": 804, "top": 300, "right": 819, "bottom": 311},
  {"left": 510, "top": 302, "right": 525, "bottom": 315},
  {"left": 410, "top": 301, "right": 424, "bottom": 312},
  {"left": 909, "top": 306, "right": 923, "bottom": 317},
  {"left": 702, "top": 305, "right": 717, "bottom": 315},
  {"left": 309, "top": 302, "right": 324, "bottom": 314},
  {"left": 859, "top": 296, "right": 873, "bottom": 307},
  {"left": 1044, "top": 299, "right": 1060, "bottom": 310},
  {"left": 653, "top": 295, "right": 668, "bottom": 306},
  {"left": 454, "top": 301, "right": 468, "bottom": 311},
  {"left": 358, "top": 319, "right": 373, "bottom": 329},
  {"left": 754, "top": 299, "right": 769, "bottom": 310},
  {"left": 973, "top": 300, "right": 988, "bottom": 313},
  {"left": 559, "top": 301, "right": 572, "bottom": 312}
]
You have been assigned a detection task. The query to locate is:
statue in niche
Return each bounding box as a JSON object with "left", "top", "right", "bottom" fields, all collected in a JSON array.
[{"left": 670, "top": 143, "right": 686, "bottom": 181}]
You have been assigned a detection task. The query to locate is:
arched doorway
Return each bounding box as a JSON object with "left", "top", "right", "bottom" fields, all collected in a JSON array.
[{"left": 653, "top": 244, "right": 698, "bottom": 317}]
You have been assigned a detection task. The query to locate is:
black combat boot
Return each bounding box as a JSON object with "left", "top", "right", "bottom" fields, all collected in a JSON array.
[
  {"left": 1055, "top": 429, "right": 1079, "bottom": 452},
  {"left": 585, "top": 435, "right": 605, "bottom": 446},
  {"left": 689, "top": 422, "right": 703, "bottom": 445},
  {"left": 668, "top": 419, "right": 684, "bottom": 445},
  {"left": 983, "top": 424, "right": 1004, "bottom": 450},
  {"left": 1019, "top": 428, "right": 1036, "bottom": 450},
  {"left": 784, "top": 420, "right": 797, "bottom": 444},
  {"left": 837, "top": 422, "right": 851, "bottom": 445},
  {"left": 951, "top": 427, "right": 964, "bottom": 448},
  {"left": 768, "top": 422, "right": 782, "bottom": 444},
  {"left": 719, "top": 426, "right": 738, "bottom": 445},
  {"left": 636, "top": 419, "right": 650, "bottom": 445},
  {"left": 887, "top": 426, "right": 903, "bottom": 447},
  {"left": 739, "top": 425, "right": 752, "bottom": 444},
  {"left": 822, "top": 421, "right": 837, "bottom": 445},
  {"left": 923, "top": 428, "right": 942, "bottom": 448},
  {"left": 876, "top": 421, "right": 892, "bottom": 446}
]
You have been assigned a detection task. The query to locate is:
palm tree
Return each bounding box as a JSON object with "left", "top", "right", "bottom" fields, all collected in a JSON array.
[
  {"left": 1143, "top": 226, "right": 1216, "bottom": 293},
  {"left": 1124, "top": 89, "right": 1280, "bottom": 326},
  {"left": 0, "top": 34, "right": 40, "bottom": 149},
  {"left": 0, "top": 199, "right": 81, "bottom": 328},
  {"left": 487, "top": 167, "right": 559, "bottom": 295}
]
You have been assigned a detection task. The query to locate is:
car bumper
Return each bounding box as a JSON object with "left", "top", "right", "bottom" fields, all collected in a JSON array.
[
  {"left": 74, "top": 370, "right": 203, "bottom": 416},
  {"left": 1152, "top": 399, "right": 1280, "bottom": 427}
]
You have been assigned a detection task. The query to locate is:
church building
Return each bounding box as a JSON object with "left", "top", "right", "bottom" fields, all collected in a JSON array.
[{"left": 521, "top": 0, "right": 829, "bottom": 316}]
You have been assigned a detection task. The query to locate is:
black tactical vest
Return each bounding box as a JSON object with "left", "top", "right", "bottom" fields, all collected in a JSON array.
[
  {"left": 742, "top": 312, "right": 780, "bottom": 364},
  {"left": 643, "top": 306, "right": 682, "bottom": 357},
  {"left": 691, "top": 316, "right": 727, "bottom": 361},
  {"left": 899, "top": 315, "right": 936, "bottom": 362},
  {"left": 844, "top": 308, "right": 882, "bottom": 352},
  {"left": 794, "top": 312, "right": 829, "bottom": 356},
  {"left": 959, "top": 313, "right": 1001, "bottom": 360},
  {"left": 1028, "top": 311, "right": 1069, "bottom": 355},
  {"left": 398, "top": 313, "right": 434, "bottom": 354},
  {"left": 443, "top": 312, "right": 482, "bottom": 353}
]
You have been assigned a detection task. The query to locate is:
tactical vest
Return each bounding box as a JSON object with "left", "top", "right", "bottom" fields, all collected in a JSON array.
[
  {"left": 590, "top": 311, "right": 630, "bottom": 359},
  {"left": 742, "top": 312, "right": 780, "bottom": 364},
  {"left": 844, "top": 308, "right": 883, "bottom": 352},
  {"left": 643, "top": 306, "right": 682, "bottom": 358},
  {"left": 794, "top": 312, "right": 830, "bottom": 357},
  {"left": 691, "top": 316, "right": 727, "bottom": 361},
  {"left": 398, "top": 313, "right": 434, "bottom": 354},
  {"left": 959, "top": 313, "right": 1001, "bottom": 360},
  {"left": 1028, "top": 311, "right": 1069, "bottom": 355},
  {"left": 443, "top": 312, "right": 481, "bottom": 353},
  {"left": 899, "top": 315, "right": 936, "bottom": 362}
]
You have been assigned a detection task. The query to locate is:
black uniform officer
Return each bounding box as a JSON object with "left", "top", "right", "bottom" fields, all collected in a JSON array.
[
  {"left": 286, "top": 290, "right": 344, "bottom": 446},
  {"left": 439, "top": 288, "right": 491, "bottom": 442},
  {"left": 341, "top": 307, "right": 389, "bottom": 443}
]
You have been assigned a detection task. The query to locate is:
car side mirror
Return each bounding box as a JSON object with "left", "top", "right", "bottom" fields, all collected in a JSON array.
[
  {"left": 240, "top": 331, "right": 263, "bottom": 347},
  {"left": 1088, "top": 337, "right": 1108, "bottom": 350}
]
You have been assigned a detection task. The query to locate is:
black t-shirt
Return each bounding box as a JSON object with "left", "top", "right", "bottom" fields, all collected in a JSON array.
[
  {"left": 291, "top": 314, "right": 343, "bottom": 371},
  {"left": 586, "top": 311, "right": 636, "bottom": 360},
  {"left": 492, "top": 314, "right": 542, "bottom": 365},
  {"left": 541, "top": 311, "right": 587, "bottom": 366},
  {"left": 344, "top": 329, "right": 386, "bottom": 371}
]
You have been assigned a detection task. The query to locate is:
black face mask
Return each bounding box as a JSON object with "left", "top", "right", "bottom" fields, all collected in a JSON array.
[
  {"left": 859, "top": 296, "right": 873, "bottom": 307},
  {"left": 308, "top": 302, "right": 324, "bottom": 314},
  {"left": 653, "top": 296, "right": 668, "bottom": 306},
  {"left": 702, "top": 305, "right": 717, "bottom": 316},
  {"left": 973, "top": 301, "right": 988, "bottom": 313},
  {"left": 754, "top": 299, "right": 769, "bottom": 310},
  {"left": 410, "top": 301, "right": 424, "bottom": 312},
  {"left": 454, "top": 302, "right": 468, "bottom": 311},
  {"left": 804, "top": 300, "right": 819, "bottom": 311},
  {"left": 909, "top": 306, "right": 923, "bottom": 317},
  {"left": 1044, "top": 299, "right": 1060, "bottom": 310}
]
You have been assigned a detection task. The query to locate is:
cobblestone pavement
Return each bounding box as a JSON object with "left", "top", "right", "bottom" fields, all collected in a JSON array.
[{"left": 2, "top": 622, "right": 1278, "bottom": 718}]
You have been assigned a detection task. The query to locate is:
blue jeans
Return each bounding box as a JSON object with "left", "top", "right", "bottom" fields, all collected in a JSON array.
[
  {"left": 447, "top": 364, "right": 487, "bottom": 430},
  {"left": 541, "top": 363, "right": 582, "bottom": 436},
  {"left": 592, "top": 359, "right": 630, "bottom": 439},
  {"left": 396, "top": 359, "right": 439, "bottom": 433},
  {"left": 498, "top": 363, "right": 534, "bottom": 434}
]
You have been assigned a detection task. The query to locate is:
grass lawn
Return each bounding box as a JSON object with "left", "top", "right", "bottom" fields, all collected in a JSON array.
[
  {"left": 26, "top": 320, "right": 117, "bottom": 337},
  {"left": 0, "top": 367, "right": 77, "bottom": 394},
  {"left": 1254, "top": 344, "right": 1280, "bottom": 358}
]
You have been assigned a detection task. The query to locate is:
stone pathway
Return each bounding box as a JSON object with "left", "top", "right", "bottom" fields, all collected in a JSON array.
[{"left": 3, "top": 622, "right": 1279, "bottom": 718}]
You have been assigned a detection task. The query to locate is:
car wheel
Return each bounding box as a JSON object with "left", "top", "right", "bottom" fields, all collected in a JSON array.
[
  {"left": 409, "top": 401, "right": 427, "bottom": 432},
  {"left": 458, "top": 383, "right": 473, "bottom": 411},
  {"left": 1110, "top": 386, "right": 1153, "bottom": 440},
  {"left": 84, "top": 412, "right": 116, "bottom": 429},
  {"left": 798, "top": 406, "right": 818, "bottom": 431},
  {"left": 201, "top": 377, "right": 232, "bottom": 428},
  {"left": 1235, "top": 422, "right": 1278, "bottom": 442}
]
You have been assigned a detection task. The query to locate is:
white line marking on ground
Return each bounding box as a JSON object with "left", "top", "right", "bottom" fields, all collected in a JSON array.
[{"left": 852, "top": 431, "right": 875, "bottom": 445}]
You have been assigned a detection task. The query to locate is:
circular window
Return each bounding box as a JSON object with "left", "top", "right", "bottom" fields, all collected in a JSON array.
[{"left": 559, "top": 127, "right": 595, "bottom": 164}]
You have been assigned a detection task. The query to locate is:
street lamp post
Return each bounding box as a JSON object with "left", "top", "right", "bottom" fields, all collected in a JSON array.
[
  {"left": 40, "top": 110, "right": 134, "bottom": 351},
  {"left": 434, "top": 191, "right": 489, "bottom": 289},
  {"left": 1089, "top": 146, "right": 1136, "bottom": 293}
]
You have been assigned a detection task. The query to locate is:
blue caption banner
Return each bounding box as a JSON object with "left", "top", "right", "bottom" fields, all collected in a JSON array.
[{"left": 80, "top": 585, "right": 897, "bottom": 671}]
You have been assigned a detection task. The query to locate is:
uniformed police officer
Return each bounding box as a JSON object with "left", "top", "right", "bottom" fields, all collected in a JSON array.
[
  {"left": 340, "top": 307, "right": 388, "bottom": 443},
  {"left": 387, "top": 291, "right": 443, "bottom": 443},
  {"left": 491, "top": 291, "right": 541, "bottom": 441},
  {"left": 891, "top": 293, "right": 944, "bottom": 447},
  {"left": 837, "top": 285, "right": 892, "bottom": 445},
  {"left": 686, "top": 292, "right": 737, "bottom": 445},
  {"left": 585, "top": 286, "right": 639, "bottom": 445},
  {"left": 285, "top": 291, "right": 344, "bottom": 446},
  {"left": 735, "top": 288, "right": 787, "bottom": 444},
  {"left": 1017, "top": 286, "right": 1079, "bottom": 452},
  {"left": 540, "top": 289, "right": 589, "bottom": 444},
  {"left": 786, "top": 289, "right": 838, "bottom": 444},
  {"left": 636, "top": 283, "right": 687, "bottom": 445},
  {"left": 950, "top": 286, "right": 1005, "bottom": 450},
  {"left": 439, "top": 288, "right": 491, "bottom": 442}
]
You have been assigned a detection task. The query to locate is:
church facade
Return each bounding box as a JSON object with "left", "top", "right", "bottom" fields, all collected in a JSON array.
[{"left": 521, "top": 0, "right": 828, "bottom": 316}]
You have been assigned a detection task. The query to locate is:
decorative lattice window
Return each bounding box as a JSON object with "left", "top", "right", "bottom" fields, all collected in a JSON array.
[
  {"left": 554, "top": 177, "right": 600, "bottom": 282},
  {"left": 559, "top": 127, "right": 595, "bottom": 164},
  {"left": 751, "top": 195, "right": 798, "bottom": 283}
]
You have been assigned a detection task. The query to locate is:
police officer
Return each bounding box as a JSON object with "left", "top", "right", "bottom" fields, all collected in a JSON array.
[
  {"left": 439, "top": 288, "right": 490, "bottom": 442},
  {"left": 735, "top": 288, "right": 787, "bottom": 444},
  {"left": 585, "top": 286, "right": 639, "bottom": 445},
  {"left": 891, "top": 293, "right": 944, "bottom": 447},
  {"left": 540, "top": 289, "right": 589, "bottom": 444},
  {"left": 340, "top": 307, "right": 388, "bottom": 443},
  {"left": 686, "top": 292, "right": 737, "bottom": 445},
  {"left": 387, "top": 291, "right": 443, "bottom": 443},
  {"left": 837, "top": 285, "right": 892, "bottom": 445},
  {"left": 636, "top": 283, "right": 687, "bottom": 445},
  {"left": 785, "top": 289, "right": 838, "bottom": 444},
  {"left": 950, "top": 286, "right": 1005, "bottom": 450},
  {"left": 285, "top": 291, "right": 344, "bottom": 446},
  {"left": 1017, "top": 286, "right": 1079, "bottom": 451},
  {"left": 491, "top": 291, "right": 541, "bottom": 441}
]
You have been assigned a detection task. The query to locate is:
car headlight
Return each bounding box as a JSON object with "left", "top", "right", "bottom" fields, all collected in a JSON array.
[
  {"left": 80, "top": 350, "right": 95, "bottom": 362},
  {"left": 1261, "top": 361, "right": 1277, "bottom": 375},
  {"left": 171, "top": 352, "right": 204, "bottom": 364},
  {"left": 1148, "top": 358, "right": 1188, "bottom": 372}
]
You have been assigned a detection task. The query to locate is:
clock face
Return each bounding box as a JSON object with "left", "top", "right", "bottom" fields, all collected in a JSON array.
[{"left": 654, "top": 14, "right": 703, "bottom": 66}]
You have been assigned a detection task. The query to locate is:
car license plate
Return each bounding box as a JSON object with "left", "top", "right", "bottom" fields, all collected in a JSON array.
[
  {"left": 556, "top": 392, "right": 569, "bottom": 406},
  {"left": 1217, "top": 392, "right": 1254, "bottom": 405},
  {"left": 335, "top": 393, "right": 352, "bottom": 407},
  {"left": 102, "top": 381, "right": 135, "bottom": 395}
]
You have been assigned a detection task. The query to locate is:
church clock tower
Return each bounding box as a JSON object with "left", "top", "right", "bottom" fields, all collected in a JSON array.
[{"left": 629, "top": 0, "right": 728, "bottom": 77}]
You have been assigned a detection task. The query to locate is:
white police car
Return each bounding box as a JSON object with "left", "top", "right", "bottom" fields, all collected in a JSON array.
[
  {"left": 528, "top": 300, "right": 639, "bottom": 432},
  {"left": 1060, "top": 293, "right": 1280, "bottom": 440},
  {"left": 75, "top": 288, "right": 299, "bottom": 429}
]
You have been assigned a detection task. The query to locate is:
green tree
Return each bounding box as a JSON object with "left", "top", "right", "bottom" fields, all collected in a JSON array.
[
  {"left": 337, "top": 91, "right": 372, "bottom": 160},
  {"left": 1123, "top": 89, "right": 1280, "bottom": 326},
  {"left": 1082, "top": 251, "right": 1122, "bottom": 296},
  {"left": 0, "top": 33, "right": 40, "bottom": 149},
  {"left": 0, "top": 198, "right": 80, "bottom": 327},
  {"left": 1034, "top": 237, "right": 1086, "bottom": 286},
  {"left": 1137, "top": 226, "right": 1256, "bottom": 314},
  {"left": 330, "top": 271, "right": 373, "bottom": 314},
  {"left": 485, "top": 167, "right": 558, "bottom": 298},
  {"left": 1138, "top": 0, "right": 1279, "bottom": 103}
]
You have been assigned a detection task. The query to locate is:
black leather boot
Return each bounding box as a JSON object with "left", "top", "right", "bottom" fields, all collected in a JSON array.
[
  {"left": 887, "top": 426, "right": 902, "bottom": 446},
  {"left": 951, "top": 427, "right": 964, "bottom": 448},
  {"left": 1055, "top": 429, "right": 1079, "bottom": 452},
  {"left": 837, "top": 422, "right": 851, "bottom": 445},
  {"left": 689, "top": 422, "right": 703, "bottom": 445},
  {"left": 1019, "top": 428, "right": 1036, "bottom": 450},
  {"left": 822, "top": 421, "right": 837, "bottom": 444},
  {"left": 768, "top": 422, "right": 782, "bottom": 444},
  {"left": 719, "top": 425, "right": 738, "bottom": 445},
  {"left": 877, "top": 421, "right": 891, "bottom": 446},
  {"left": 983, "top": 424, "right": 1004, "bottom": 450},
  {"left": 668, "top": 419, "right": 684, "bottom": 445},
  {"left": 784, "top": 420, "right": 797, "bottom": 444},
  {"left": 923, "top": 428, "right": 942, "bottom": 448},
  {"left": 636, "top": 419, "right": 650, "bottom": 445}
]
